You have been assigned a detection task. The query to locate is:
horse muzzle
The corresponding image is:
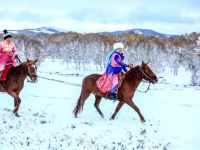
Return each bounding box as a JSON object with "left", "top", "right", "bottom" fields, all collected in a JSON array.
[
  {"left": 29, "top": 74, "right": 38, "bottom": 83},
  {"left": 150, "top": 76, "right": 158, "bottom": 84}
]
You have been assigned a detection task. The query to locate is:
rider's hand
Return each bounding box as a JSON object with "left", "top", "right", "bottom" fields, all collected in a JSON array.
[
  {"left": 14, "top": 55, "right": 19, "bottom": 59},
  {"left": 128, "top": 64, "right": 133, "bottom": 68}
]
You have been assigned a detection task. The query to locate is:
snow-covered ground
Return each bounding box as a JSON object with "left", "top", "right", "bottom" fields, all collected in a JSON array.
[{"left": 0, "top": 60, "right": 200, "bottom": 150}]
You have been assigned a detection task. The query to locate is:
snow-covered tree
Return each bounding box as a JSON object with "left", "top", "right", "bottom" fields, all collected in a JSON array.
[
  {"left": 191, "top": 36, "right": 200, "bottom": 85},
  {"left": 194, "top": 36, "right": 200, "bottom": 55},
  {"left": 12, "top": 31, "right": 200, "bottom": 78}
]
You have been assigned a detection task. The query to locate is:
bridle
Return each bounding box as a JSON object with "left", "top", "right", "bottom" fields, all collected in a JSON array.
[
  {"left": 139, "top": 66, "right": 157, "bottom": 83},
  {"left": 26, "top": 64, "right": 37, "bottom": 78},
  {"left": 15, "top": 56, "right": 37, "bottom": 82},
  {"left": 133, "top": 66, "right": 155, "bottom": 93},
  {"left": 22, "top": 62, "right": 37, "bottom": 82}
]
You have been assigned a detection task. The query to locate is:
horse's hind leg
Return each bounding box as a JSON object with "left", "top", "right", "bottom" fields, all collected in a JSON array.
[
  {"left": 110, "top": 101, "right": 124, "bottom": 120},
  {"left": 74, "top": 90, "right": 91, "bottom": 118},
  {"left": 94, "top": 96, "right": 104, "bottom": 118}
]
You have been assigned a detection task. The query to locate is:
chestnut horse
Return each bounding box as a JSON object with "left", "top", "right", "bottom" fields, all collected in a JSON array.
[
  {"left": 73, "top": 61, "right": 158, "bottom": 123},
  {"left": 0, "top": 59, "right": 38, "bottom": 116}
]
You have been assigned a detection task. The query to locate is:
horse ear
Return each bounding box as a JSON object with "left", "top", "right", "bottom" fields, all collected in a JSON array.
[
  {"left": 142, "top": 61, "right": 144, "bottom": 65},
  {"left": 26, "top": 58, "right": 30, "bottom": 62},
  {"left": 34, "top": 59, "right": 38, "bottom": 63}
]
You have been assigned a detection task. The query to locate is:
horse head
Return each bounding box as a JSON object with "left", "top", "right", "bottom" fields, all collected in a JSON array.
[
  {"left": 24, "top": 59, "right": 38, "bottom": 83},
  {"left": 140, "top": 61, "right": 158, "bottom": 84}
]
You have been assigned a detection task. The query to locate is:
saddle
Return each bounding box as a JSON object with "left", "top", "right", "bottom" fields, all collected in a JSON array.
[{"left": 0, "top": 64, "right": 12, "bottom": 81}]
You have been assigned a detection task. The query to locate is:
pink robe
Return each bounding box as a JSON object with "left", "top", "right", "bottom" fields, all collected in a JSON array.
[
  {"left": 0, "top": 41, "right": 17, "bottom": 71},
  {"left": 97, "top": 53, "right": 123, "bottom": 93},
  {"left": 97, "top": 72, "right": 120, "bottom": 93}
]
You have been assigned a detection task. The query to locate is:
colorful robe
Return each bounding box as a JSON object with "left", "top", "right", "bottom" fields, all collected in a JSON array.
[
  {"left": 0, "top": 41, "right": 17, "bottom": 71},
  {"left": 97, "top": 51, "right": 128, "bottom": 93}
]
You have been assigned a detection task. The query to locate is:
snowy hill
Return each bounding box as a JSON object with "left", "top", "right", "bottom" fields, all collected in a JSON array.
[
  {"left": 101, "top": 29, "right": 179, "bottom": 38},
  {"left": 8, "top": 27, "right": 179, "bottom": 38},
  {"left": 9, "top": 27, "right": 66, "bottom": 35}
]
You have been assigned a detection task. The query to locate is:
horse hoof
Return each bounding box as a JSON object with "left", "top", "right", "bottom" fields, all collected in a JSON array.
[
  {"left": 110, "top": 117, "right": 114, "bottom": 121},
  {"left": 14, "top": 112, "right": 20, "bottom": 117},
  {"left": 141, "top": 119, "right": 146, "bottom": 123}
]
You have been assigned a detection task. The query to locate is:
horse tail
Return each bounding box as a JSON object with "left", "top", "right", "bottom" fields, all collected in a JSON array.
[
  {"left": 73, "top": 90, "right": 84, "bottom": 117},
  {"left": 73, "top": 74, "right": 94, "bottom": 117}
]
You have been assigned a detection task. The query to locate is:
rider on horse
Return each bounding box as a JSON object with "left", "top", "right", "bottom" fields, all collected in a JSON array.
[
  {"left": 0, "top": 30, "right": 18, "bottom": 81},
  {"left": 97, "top": 42, "right": 132, "bottom": 100}
]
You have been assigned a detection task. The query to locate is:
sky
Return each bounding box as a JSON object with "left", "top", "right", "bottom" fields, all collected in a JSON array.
[{"left": 0, "top": 0, "right": 200, "bottom": 35}]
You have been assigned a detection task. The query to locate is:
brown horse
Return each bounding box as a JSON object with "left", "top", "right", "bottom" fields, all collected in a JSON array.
[
  {"left": 0, "top": 59, "right": 38, "bottom": 116},
  {"left": 73, "top": 61, "right": 158, "bottom": 123}
]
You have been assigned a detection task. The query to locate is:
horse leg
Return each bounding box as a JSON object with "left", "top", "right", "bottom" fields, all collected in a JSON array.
[
  {"left": 14, "top": 98, "right": 17, "bottom": 107},
  {"left": 13, "top": 91, "right": 21, "bottom": 117},
  {"left": 73, "top": 90, "right": 91, "bottom": 118},
  {"left": 126, "top": 100, "right": 145, "bottom": 123},
  {"left": 14, "top": 97, "right": 21, "bottom": 117},
  {"left": 110, "top": 101, "right": 124, "bottom": 120},
  {"left": 94, "top": 96, "right": 104, "bottom": 118},
  {"left": 7, "top": 90, "right": 21, "bottom": 116}
]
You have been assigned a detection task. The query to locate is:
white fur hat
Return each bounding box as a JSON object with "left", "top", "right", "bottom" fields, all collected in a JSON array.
[{"left": 113, "top": 42, "right": 124, "bottom": 50}]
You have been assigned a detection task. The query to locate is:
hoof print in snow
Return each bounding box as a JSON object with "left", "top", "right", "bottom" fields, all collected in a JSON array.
[
  {"left": 71, "top": 124, "right": 76, "bottom": 129},
  {"left": 3, "top": 108, "right": 12, "bottom": 112},
  {"left": 140, "top": 129, "right": 146, "bottom": 135},
  {"left": 83, "top": 122, "right": 93, "bottom": 126},
  {"left": 163, "top": 142, "right": 171, "bottom": 150},
  {"left": 33, "top": 112, "right": 39, "bottom": 117},
  {"left": 33, "top": 112, "right": 46, "bottom": 118},
  {"left": 40, "top": 120, "right": 47, "bottom": 124}
]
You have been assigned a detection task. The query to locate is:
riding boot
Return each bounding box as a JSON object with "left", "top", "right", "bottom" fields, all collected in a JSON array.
[
  {"left": 2, "top": 64, "right": 12, "bottom": 81},
  {"left": 108, "top": 93, "right": 118, "bottom": 100}
]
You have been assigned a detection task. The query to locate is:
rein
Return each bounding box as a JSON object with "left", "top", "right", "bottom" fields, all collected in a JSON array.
[
  {"left": 136, "top": 81, "right": 151, "bottom": 93},
  {"left": 37, "top": 66, "right": 153, "bottom": 91},
  {"left": 15, "top": 56, "right": 22, "bottom": 64},
  {"left": 36, "top": 75, "right": 81, "bottom": 87},
  {"left": 135, "top": 66, "right": 153, "bottom": 93}
]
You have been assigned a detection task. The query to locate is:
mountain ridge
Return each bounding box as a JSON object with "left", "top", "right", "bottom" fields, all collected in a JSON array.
[{"left": 7, "top": 27, "right": 179, "bottom": 38}]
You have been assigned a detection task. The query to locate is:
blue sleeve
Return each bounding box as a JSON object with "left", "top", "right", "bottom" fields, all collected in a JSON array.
[
  {"left": 122, "top": 66, "right": 127, "bottom": 72},
  {"left": 114, "top": 54, "right": 128, "bottom": 68},
  {"left": 120, "top": 54, "right": 127, "bottom": 72}
]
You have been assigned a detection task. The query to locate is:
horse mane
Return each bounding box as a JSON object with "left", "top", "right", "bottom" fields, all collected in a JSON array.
[
  {"left": 15, "top": 62, "right": 26, "bottom": 69},
  {"left": 9, "top": 62, "right": 28, "bottom": 74},
  {"left": 124, "top": 65, "right": 141, "bottom": 82}
]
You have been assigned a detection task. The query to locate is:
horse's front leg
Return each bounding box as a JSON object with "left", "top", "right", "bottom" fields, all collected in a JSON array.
[
  {"left": 110, "top": 101, "right": 124, "bottom": 120},
  {"left": 7, "top": 90, "right": 21, "bottom": 116},
  {"left": 126, "top": 100, "right": 145, "bottom": 123},
  {"left": 14, "top": 97, "right": 21, "bottom": 117}
]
